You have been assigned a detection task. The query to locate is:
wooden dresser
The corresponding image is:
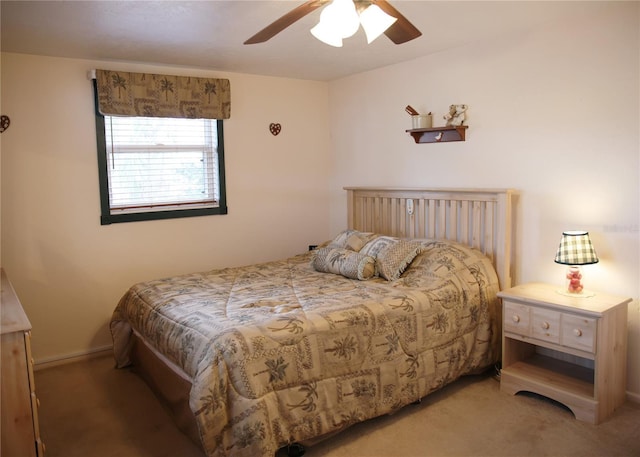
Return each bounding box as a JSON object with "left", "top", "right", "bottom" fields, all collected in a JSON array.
[{"left": 1, "top": 268, "right": 45, "bottom": 456}]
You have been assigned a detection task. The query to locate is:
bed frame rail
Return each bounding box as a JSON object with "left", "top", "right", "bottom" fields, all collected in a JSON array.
[{"left": 345, "top": 187, "right": 516, "bottom": 289}]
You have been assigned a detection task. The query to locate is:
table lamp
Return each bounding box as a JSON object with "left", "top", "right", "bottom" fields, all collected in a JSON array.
[{"left": 554, "top": 230, "right": 599, "bottom": 296}]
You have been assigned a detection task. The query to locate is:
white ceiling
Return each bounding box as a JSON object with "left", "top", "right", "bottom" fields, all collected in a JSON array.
[{"left": 1, "top": 1, "right": 604, "bottom": 81}]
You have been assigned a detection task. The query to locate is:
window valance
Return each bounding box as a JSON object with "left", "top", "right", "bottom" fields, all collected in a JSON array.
[{"left": 95, "top": 69, "right": 230, "bottom": 119}]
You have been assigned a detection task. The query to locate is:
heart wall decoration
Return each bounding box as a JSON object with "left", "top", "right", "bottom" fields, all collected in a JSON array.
[
  {"left": 269, "top": 123, "right": 281, "bottom": 136},
  {"left": 0, "top": 115, "right": 10, "bottom": 133}
]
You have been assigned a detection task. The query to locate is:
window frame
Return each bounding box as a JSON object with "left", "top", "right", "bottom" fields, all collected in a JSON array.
[{"left": 93, "top": 80, "right": 227, "bottom": 225}]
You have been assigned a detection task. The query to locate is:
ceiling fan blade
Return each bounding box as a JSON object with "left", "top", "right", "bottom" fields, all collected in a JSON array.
[
  {"left": 372, "top": 0, "right": 422, "bottom": 44},
  {"left": 244, "top": 0, "right": 329, "bottom": 44}
]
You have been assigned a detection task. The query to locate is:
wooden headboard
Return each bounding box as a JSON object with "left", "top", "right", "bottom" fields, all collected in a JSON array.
[{"left": 345, "top": 187, "right": 516, "bottom": 289}]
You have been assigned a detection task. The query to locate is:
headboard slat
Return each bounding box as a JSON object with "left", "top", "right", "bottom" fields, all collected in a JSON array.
[{"left": 345, "top": 187, "right": 516, "bottom": 289}]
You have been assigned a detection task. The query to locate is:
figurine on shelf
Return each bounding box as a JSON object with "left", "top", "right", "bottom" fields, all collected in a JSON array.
[{"left": 444, "top": 104, "right": 468, "bottom": 126}]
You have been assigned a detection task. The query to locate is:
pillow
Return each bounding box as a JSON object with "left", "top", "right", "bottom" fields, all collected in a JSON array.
[
  {"left": 329, "top": 229, "right": 378, "bottom": 252},
  {"left": 359, "top": 235, "right": 398, "bottom": 258},
  {"left": 361, "top": 236, "right": 423, "bottom": 281},
  {"left": 312, "top": 246, "right": 376, "bottom": 280}
]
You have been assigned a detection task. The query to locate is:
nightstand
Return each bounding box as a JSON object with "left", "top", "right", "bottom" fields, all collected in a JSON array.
[{"left": 497, "top": 283, "right": 630, "bottom": 424}]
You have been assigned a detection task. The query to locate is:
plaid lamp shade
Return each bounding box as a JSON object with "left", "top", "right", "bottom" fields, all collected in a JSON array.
[{"left": 554, "top": 231, "right": 599, "bottom": 265}]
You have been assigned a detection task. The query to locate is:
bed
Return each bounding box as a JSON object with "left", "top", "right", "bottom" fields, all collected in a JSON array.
[{"left": 110, "top": 187, "right": 516, "bottom": 457}]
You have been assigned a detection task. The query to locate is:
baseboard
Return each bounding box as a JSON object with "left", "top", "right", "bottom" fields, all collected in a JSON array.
[
  {"left": 34, "top": 345, "right": 113, "bottom": 371},
  {"left": 30, "top": 346, "right": 640, "bottom": 404}
]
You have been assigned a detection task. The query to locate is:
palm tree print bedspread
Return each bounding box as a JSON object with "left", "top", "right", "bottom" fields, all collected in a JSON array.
[{"left": 110, "top": 239, "right": 501, "bottom": 456}]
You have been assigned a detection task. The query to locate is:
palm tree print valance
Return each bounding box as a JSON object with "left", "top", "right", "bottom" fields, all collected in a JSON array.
[{"left": 95, "top": 69, "right": 230, "bottom": 119}]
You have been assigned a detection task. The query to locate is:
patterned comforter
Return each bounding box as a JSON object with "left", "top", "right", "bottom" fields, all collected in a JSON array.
[{"left": 110, "top": 239, "right": 501, "bottom": 457}]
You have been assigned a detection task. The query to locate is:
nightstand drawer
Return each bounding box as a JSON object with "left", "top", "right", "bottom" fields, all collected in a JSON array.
[
  {"left": 532, "top": 308, "right": 561, "bottom": 344},
  {"left": 504, "top": 301, "right": 530, "bottom": 336},
  {"left": 561, "top": 314, "right": 596, "bottom": 353}
]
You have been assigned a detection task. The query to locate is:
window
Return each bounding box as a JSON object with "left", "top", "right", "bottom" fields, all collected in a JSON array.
[{"left": 94, "top": 104, "right": 227, "bottom": 225}]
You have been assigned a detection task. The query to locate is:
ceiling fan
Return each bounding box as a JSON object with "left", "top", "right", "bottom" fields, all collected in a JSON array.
[{"left": 244, "top": 0, "right": 422, "bottom": 46}]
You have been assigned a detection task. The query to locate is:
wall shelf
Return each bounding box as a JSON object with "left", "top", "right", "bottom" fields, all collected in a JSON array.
[{"left": 406, "top": 125, "right": 468, "bottom": 144}]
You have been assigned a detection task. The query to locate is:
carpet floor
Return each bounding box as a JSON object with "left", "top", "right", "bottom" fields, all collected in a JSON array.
[{"left": 35, "top": 354, "right": 640, "bottom": 457}]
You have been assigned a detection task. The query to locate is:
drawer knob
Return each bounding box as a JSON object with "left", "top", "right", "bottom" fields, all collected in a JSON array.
[
  {"left": 574, "top": 328, "right": 582, "bottom": 337},
  {"left": 512, "top": 315, "right": 520, "bottom": 323},
  {"left": 541, "top": 321, "right": 550, "bottom": 330}
]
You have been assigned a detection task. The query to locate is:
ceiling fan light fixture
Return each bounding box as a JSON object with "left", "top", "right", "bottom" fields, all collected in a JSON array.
[
  {"left": 330, "top": 0, "right": 360, "bottom": 38},
  {"left": 311, "top": 0, "right": 360, "bottom": 46},
  {"left": 310, "top": 22, "right": 344, "bottom": 47},
  {"left": 359, "top": 4, "right": 398, "bottom": 44}
]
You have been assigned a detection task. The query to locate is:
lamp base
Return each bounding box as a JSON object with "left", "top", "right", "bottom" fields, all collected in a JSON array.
[
  {"left": 564, "top": 266, "right": 585, "bottom": 293},
  {"left": 556, "top": 266, "right": 595, "bottom": 297}
]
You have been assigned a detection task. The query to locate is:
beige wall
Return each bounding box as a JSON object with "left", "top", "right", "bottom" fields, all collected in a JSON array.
[
  {"left": 1, "top": 54, "right": 331, "bottom": 363},
  {"left": 327, "top": 2, "right": 640, "bottom": 398}
]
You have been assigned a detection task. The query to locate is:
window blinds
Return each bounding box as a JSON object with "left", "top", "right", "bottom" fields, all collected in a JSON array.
[{"left": 104, "top": 116, "right": 220, "bottom": 213}]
